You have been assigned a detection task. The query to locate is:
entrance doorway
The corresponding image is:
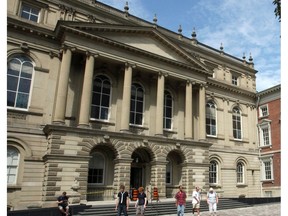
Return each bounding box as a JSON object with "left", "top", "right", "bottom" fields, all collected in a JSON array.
[{"left": 130, "top": 167, "right": 143, "bottom": 189}]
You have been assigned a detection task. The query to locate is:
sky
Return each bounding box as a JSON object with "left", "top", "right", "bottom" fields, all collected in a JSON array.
[{"left": 97, "top": 0, "right": 281, "bottom": 92}]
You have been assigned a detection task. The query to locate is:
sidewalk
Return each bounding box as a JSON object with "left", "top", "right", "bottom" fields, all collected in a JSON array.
[{"left": 161, "top": 202, "right": 280, "bottom": 216}]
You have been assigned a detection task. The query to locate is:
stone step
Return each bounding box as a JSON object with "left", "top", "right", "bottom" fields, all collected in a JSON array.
[{"left": 73, "top": 199, "right": 252, "bottom": 216}]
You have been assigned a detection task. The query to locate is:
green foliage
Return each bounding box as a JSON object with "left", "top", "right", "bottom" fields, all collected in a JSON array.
[{"left": 273, "top": 0, "right": 281, "bottom": 22}]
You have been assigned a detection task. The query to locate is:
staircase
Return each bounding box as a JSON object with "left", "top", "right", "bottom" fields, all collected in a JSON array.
[{"left": 72, "top": 198, "right": 252, "bottom": 216}]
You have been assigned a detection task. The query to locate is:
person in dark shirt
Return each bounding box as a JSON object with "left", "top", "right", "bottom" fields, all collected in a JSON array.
[
  {"left": 57, "top": 191, "right": 69, "bottom": 216},
  {"left": 115, "top": 185, "right": 130, "bottom": 216},
  {"left": 135, "top": 187, "right": 147, "bottom": 216}
]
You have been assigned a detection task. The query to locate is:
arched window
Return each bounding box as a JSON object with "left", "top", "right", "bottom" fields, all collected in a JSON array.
[
  {"left": 209, "top": 160, "right": 218, "bottom": 184},
  {"left": 7, "top": 147, "right": 20, "bottom": 184},
  {"left": 164, "top": 90, "right": 173, "bottom": 129},
  {"left": 91, "top": 75, "right": 111, "bottom": 120},
  {"left": 88, "top": 152, "right": 105, "bottom": 184},
  {"left": 7, "top": 54, "right": 33, "bottom": 109},
  {"left": 130, "top": 83, "right": 144, "bottom": 125},
  {"left": 232, "top": 107, "right": 242, "bottom": 139},
  {"left": 166, "top": 159, "right": 172, "bottom": 184},
  {"left": 206, "top": 101, "right": 216, "bottom": 136},
  {"left": 236, "top": 162, "right": 244, "bottom": 183}
]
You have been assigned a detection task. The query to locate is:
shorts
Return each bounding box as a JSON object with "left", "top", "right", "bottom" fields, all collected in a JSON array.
[
  {"left": 58, "top": 205, "right": 69, "bottom": 210},
  {"left": 192, "top": 203, "right": 200, "bottom": 209}
]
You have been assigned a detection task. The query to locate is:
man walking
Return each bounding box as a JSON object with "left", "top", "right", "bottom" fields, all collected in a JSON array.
[
  {"left": 175, "top": 185, "right": 187, "bottom": 216},
  {"left": 192, "top": 186, "right": 201, "bottom": 216}
]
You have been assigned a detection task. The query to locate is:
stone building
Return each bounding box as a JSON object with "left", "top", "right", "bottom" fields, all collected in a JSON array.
[
  {"left": 257, "top": 84, "right": 281, "bottom": 197},
  {"left": 7, "top": 0, "right": 261, "bottom": 210}
]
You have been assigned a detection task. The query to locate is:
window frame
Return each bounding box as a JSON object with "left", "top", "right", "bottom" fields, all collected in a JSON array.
[
  {"left": 258, "top": 121, "right": 272, "bottom": 147},
  {"left": 129, "top": 83, "right": 144, "bottom": 126},
  {"left": 7, "top": 147, "right": 20, "bottom": 185},
  {"left": 232, "top": 74, "right": 238, "bottom": 86},
  {"left": 236, "top": 162, "right": 245, "bottom": 184},
  {"left": 260, "top": 156, "right": 274, "bottom": 181},
  {"left": 90, "top": 74, "right": 111, "bottom": 121},
  {"left": 259, "top": 104, "right": 269, "bottom": 118},
  {"left": 165, "top": 158, "right": 172, "bottom": 185},
  {"left": 88, "top": 152, "right": 105, "bottom": 185},
  {"left": 20, "top": 2, "right": 41, "bottom": 23},
  {"left": 209, "top": 160, "right": 218, "bottom": 184},
  {"left": 206, "top": 101, "right": 217, "bottom": 137},
  {"left": 7, "top": 54, "right": 34, "bottom": 111},
  {"left": 232, "top": 107, "right": 242, "bottom": 140},
  {"left": 163, "top": 90, "right": 173, "bottom": 130}
]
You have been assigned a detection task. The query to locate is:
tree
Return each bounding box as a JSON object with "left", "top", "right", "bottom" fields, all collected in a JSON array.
[{"left": 273, "top": 0, "right": 281, "bottom": 22}]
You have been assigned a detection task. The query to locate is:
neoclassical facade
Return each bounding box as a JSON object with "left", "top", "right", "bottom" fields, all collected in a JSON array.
[{"left": 7, "top": 0, "right": 261, "bottom": 210}]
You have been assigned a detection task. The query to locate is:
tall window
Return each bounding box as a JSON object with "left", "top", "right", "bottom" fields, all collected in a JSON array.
[
  {"left": 164, "top": 90, "right": 173, "bottom": 129},
  {"left": 259, "top": 122, "right": 271, "bottom": 147},
  {"left": 20, "top": 3, "right": 40, "bottom": 22},
  {"left": 88, "top": 152, "right": 105, "bottom": 184},
  {"left": 7, "top": 147, "right": 20, "bottom": 184},
  {"left": 130, "top": 83, "right": 144, "bottom": 125},
  {"left": 261, "top": 157, "right": 273, "bottom": 181},
  {"left": 209, "top": 161, "right": 218, "bottom": 184},
  {"left": 7, "top": 55, "right": 33, "bottom": 109},
  {"left": 232, "top": 75, "right": 238, "bottom": 85},
  {"left": 91, "top": 75, "right": 111, "bottom": 120},
  {"left": 166, "top": 159, "right": 172, "bottom": 184},
  {"left": 206, "top": 101, "right": 216, "bottom": 136},
  {"left": 232, "top": 107, "right": 242, "bottom": 139},
  {"left": 236, "top": 162, "right": 244, "bottom": 183}
]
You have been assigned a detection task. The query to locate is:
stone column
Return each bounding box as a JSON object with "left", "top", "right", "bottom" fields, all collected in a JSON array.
[
  {"left": 185, "top": 81, "right": 193, "bottom": 139},
  {"left": 53, "top": 48, "right": 72, "bottom": 124},
  {"left": 78, "top": 52, "right": 95, "bottom": 127},
  {"left": 150, "top": 161, "right": 167, "bottom": 198},
  {"left": 113, "top": 159, "right": 132, "bottom": 193},
  {"left": 155, "top": 72, "right": 165, "bottom": 135},
  {"left": 199, "top": 84, "right": 206, "bottom": 140},
  {"left": 120, "top": 63, "right": 133, "bottom": 132}
]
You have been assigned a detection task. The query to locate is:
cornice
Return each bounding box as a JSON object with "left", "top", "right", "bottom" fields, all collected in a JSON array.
[{"left": 256, "top": 84, "right": 281, "bottom": 97}]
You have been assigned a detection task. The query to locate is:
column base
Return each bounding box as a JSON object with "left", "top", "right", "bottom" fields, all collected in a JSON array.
[{"left": 77, "top": 124, "right": 91, "bottom": 128}]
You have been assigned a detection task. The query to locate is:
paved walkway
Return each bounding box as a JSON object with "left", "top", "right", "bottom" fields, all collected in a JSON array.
[{"left": 162, "top": 203, "right": 280, "bottom": 216}]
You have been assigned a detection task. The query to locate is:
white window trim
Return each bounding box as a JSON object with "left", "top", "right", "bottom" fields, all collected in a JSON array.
[
  {"left": 206, "top": 101, "right": 217, "bottom": 137},
  {"left": 232, "top": 108, "right": 243, "bottom": 140},
  {"left": 20, "top": 2, "right": 41, "bottom": 23},
  {"left": 259, "top": 104, "right": 269, "bottom": 118},
  {"left": 88, "top": 152, "right": 105, "bottom": 185},
  {"left": 260, "top": 156, "right": 274, "bottom": 181},
  {"left": 258, "top": 121, "right": 272, "bottom": 148},
  {"left": 7, "top": 147, "right": 20, "bottom": 185}
]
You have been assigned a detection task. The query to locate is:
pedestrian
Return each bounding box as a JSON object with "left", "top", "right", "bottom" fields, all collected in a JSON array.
[
  {"left": 57, "top": 191, "right": 69, "bottom": 216},
  {"left": 115, "top": 185, "right": 130, "bottom": 216},
  {"left": 135, "top": 186, "right": 147, "bottom": 216},
  {"left": 175, "top": 185, "right": 187, "bottom": 216},
  {"left": 207, "top": 187, "right": 218, "bottom": 216},
  {"left": 192, "top": 186, "right": 201, "bottom": 216}
]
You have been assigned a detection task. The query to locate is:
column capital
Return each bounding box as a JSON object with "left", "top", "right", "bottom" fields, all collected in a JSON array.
[
  {"left": 125, "top": 62, "right": 136, "bottom": 69},
  {"left": 85, "top": 51, "right": 99, "bottom": 59},
  {"left": 158, "top": 71, "right": 168, "bottom": 78}
]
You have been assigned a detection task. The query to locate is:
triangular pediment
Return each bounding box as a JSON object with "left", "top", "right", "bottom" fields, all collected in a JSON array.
[{"left": 56, "top": 22, "right": 210, "bottom": 74}]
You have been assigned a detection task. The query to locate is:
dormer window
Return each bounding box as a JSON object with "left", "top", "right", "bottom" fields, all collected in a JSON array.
[{"left": 232, "top": 75, "right": 238, "bottom": 85}]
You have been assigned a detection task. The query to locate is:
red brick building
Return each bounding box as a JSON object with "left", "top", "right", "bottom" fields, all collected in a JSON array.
[{"left": 257, "top": 84, "right": 281, "bottom": 197}]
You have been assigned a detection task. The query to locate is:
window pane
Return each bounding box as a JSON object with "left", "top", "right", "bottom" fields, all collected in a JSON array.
[
  {"left": 7, "top": 76, "right": 18, "bottom": 91},
  {"left": 18, "top": 78, "right": 31, "bottom": 93},
  {"left": 16, "top": 93, "right": 29, "bottom": 108},
  {"left": 101, "top": 95, "right": 110, "bottom": 107},
  {"left": 7, "top": 91, "right": 16, "bottom": 107}
]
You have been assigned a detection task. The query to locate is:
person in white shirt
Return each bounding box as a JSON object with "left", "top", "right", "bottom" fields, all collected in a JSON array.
[
  {"left": 192, "top": 186, "right": 201, "bottom": 216},
  {"left": 207, "top": 187, "right": 218, "bottom": 216}
]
